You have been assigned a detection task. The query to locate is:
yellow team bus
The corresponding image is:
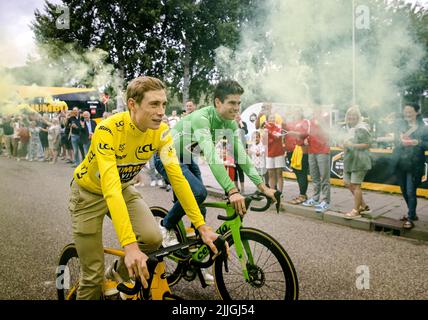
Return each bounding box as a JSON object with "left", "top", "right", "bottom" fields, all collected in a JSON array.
[{"left": 13, "top": 86, "right": 105, "bottom": 121}]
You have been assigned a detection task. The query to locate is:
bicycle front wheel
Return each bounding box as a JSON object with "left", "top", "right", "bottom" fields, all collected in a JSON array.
[
  {"left": 56, "top": 243, "right": 80, "bottom": 300},
  {"left": 213, "top": 228, "right": 298, "bottom": 300}
]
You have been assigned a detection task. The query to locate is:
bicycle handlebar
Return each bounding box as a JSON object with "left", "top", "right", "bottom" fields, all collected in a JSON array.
[
  {"left": 217, "top": 190, "right": 282, "bottom": 221},
  {"left": 248, "top": 190, "right": 282, "bottom": 213},
  {"left": 116, "top": 256, "right": 158, "bottom": 297}
]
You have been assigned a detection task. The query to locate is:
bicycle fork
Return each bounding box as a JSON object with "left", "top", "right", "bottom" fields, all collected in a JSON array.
[{"left": 229, "top": 227, "right": 253, "bottom": 283}]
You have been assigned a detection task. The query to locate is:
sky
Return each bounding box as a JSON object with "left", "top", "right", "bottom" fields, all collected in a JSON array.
[{"left": 0, "top": 0, "right": 427, "bottom": 68}]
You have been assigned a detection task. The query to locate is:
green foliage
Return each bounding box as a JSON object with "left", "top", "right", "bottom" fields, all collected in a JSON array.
[
  {"left": 30, "top": 0, "right": 256, "bottom": 104},
  {"left": 20, "top": 0, "right": 428, "bottom": 114}
]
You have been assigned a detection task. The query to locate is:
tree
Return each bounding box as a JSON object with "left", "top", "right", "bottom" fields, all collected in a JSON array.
[
  {"left": 397, "top": 2, "right": 428, "bottom": 115},
  {"left": 31, "top": 0, "right": 256, "bottom": 106}
]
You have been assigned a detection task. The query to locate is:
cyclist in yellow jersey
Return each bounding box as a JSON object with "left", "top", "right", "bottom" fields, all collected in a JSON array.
[{"left": 68, "top": 76, "right": 221, "bottom": 300}]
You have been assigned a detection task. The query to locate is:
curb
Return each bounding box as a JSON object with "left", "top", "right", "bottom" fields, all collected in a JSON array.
[{"left": 206, "top": 186, "right": 428, "bottom": 242}]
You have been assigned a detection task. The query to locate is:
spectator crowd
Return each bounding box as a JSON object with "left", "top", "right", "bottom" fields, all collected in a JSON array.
[{"left": 1, "top": 99, "right": 427, "bottom": 230}]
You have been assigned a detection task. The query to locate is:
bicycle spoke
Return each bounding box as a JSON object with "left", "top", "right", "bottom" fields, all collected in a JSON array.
[{"left": 216, "top": 229, "right": 297, "bottom": 301}]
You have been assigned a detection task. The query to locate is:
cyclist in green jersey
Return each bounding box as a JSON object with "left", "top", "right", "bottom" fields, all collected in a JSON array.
[{"left": 155, "top": 80, "right": 277, "bottom": 246}]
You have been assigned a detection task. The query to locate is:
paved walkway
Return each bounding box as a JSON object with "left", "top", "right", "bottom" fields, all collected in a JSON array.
[{"left": 198, "top": 161, "right": 428, "bottom": 241}]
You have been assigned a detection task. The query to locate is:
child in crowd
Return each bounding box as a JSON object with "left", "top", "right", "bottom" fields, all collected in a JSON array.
[{"left": 249, "top": 131, "right": 266, "bottom": 178}]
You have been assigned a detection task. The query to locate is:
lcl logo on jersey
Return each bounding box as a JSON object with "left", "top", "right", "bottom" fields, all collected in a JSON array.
[
  {"left": 115, "top": 121, "right": 125, "bottom": 131},
  {"left": 135, "top": 144, "right": 155, "bottom": 160},
  {"left": 97, "top": 143, "right": 114, "bottom": 155}
]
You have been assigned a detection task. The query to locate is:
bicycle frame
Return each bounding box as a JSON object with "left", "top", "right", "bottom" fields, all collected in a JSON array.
[
  {"left": 171, "top": 201, "right": 255, "bottom": 283},
  {"left": 205, "top": 202, "right": 255, "bottom": 282}
]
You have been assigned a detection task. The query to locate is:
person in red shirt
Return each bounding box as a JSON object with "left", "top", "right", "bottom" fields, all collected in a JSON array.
[
  {"left": 17, "top": 119, "right": 30, "bottom": 161},
  {"left": 283, "top": 108, "right": 310, "bottom": 204},
  {"left": 265, "top": 114, "right": 286, "bottom": 193},
  {"left": 302, "top": 110, "right": 331, "bottom": 212}
]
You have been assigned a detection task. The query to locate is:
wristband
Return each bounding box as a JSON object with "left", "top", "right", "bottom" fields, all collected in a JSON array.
[{"left": 228, "top": 191, "right": 239, "bottom": 198}]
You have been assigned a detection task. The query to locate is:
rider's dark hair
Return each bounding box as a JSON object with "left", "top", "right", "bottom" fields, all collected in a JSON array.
[{"left": 214, "top": 80, "right": 244, "bottom": 103}]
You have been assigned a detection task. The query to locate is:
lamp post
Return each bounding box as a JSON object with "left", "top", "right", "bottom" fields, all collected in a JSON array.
[{"left": 352, "top": 0, "right": 356, "bottom": 106}]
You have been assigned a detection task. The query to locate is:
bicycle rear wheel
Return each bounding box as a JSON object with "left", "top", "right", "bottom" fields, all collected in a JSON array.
[
  {"left": 56, "top": 243, "right": 80, "bottom": 300},
  {"left": 213, "top": 228, "right": 298, "bottom": 300},
  {"left": 150, "top": 206, "right": 186, "bottom": 287}
]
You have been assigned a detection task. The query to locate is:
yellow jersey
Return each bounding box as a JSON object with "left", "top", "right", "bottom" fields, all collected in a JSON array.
[{"left": 73, "top": 111, "right": 205, "bottom": 247}]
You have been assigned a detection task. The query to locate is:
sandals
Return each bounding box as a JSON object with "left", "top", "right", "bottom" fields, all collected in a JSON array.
[
  {"left": 288, "top": 195, "right": 307, "bottom": 205},
  {"left": 359, "top": 205, "right": 371, "bottom": 214},
  {"left": 344, "top": 209, "right": 361, "bottom": 220}
]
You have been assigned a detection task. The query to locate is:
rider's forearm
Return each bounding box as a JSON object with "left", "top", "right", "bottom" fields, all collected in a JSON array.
[
  {"left": 227, "top": 187, "right": 239, "bottom": 196},
  {"left": 197, "top": 224, "right": 211, "bottom": 234},
  {"left": 124, "top": 241, "right": 139, "bottom": 252},
  {"left": 256, "top": 183, "right": 270, "bottom": 193}
]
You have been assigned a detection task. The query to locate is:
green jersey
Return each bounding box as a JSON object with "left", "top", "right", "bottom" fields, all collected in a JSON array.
[{"left": 172, "top": 105, "right": 263, "bottom": 192}]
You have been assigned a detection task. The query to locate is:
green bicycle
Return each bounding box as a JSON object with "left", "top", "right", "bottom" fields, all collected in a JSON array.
[{"left": 151, "top": 191, "right": 299, "bottom": 300}]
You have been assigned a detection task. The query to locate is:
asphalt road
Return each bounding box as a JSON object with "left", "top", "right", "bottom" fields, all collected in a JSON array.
[{"left": 1, "top": 156, "right": 427, "bottom": 300}]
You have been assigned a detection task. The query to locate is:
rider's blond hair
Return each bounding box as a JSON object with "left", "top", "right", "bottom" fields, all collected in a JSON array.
[{"left": 126, "top": 76, "right": 166, "bottom": 105}]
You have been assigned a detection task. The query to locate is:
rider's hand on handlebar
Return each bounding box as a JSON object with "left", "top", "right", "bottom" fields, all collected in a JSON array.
[
  {"left": 123, "top": 242, "right": 150, "bottom": 289},
  {"left": 198, "top": 225, "right": 230, "bottom": 258},
  {"left": 228, "top": 192, "right": 247, "bottom": 216},
  {"left": 261, "top": 186, "right": 278, "bottom": 203}
]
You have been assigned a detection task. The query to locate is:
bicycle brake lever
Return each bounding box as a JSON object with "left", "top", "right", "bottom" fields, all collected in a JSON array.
[
  {"left": 116, "top": 256, "right": 158, "bottom": 298},
  {"left": 212, "top": 237, "right": 228, "bottom": 272},
  {"left": 212, "top": 237, "right": 226, "bottom": 258},
  {"left": 247, "top": 191, "right": 282, "bottom": 213}
]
